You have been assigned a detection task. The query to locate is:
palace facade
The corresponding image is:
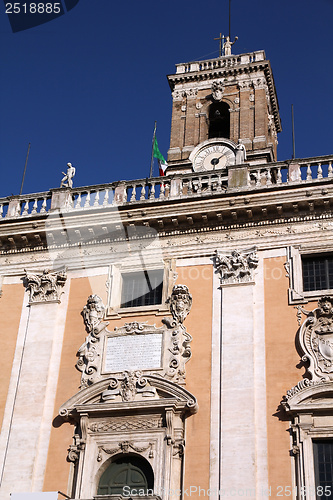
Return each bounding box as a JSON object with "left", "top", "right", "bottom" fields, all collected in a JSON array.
[{"left": 0, "top": 47, "right": 333, "bottom": 500}]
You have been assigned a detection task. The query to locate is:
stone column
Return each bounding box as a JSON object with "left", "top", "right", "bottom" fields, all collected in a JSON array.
[{"left": 0, "top": 271, "right": 69, "bottom": 499}]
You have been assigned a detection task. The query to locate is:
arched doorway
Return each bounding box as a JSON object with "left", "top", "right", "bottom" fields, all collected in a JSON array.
[{"left": 97, "top": 455, "right": 154, "bottom": 495}]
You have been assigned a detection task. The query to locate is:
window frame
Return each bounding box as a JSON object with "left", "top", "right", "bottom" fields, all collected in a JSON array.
[
  {"left": 106, "top": 261, "right": 174, "bottom": 317},
  {"left": 287, "top": 246, "right": 333, "bottom": 304}
]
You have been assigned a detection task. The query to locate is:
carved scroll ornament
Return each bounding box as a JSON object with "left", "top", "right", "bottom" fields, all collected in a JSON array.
[
  {"left": 24, "top": 269, "right": 67, "bottom": 303},
  {"left": 214, "top": 248, "right": 258, "bottom": 284}
]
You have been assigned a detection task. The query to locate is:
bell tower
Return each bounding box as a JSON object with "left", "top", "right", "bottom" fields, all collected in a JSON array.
[{"left": 166, "top": 46, "right": 281, "bottom": 174}]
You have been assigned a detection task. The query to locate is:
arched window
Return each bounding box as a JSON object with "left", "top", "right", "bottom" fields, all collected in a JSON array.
[
  {"left": 97, "top": 455, "right": 154, "bottom": 495},
  {"left": 208, "top": 102, "right": 230, "bottom": 139}
]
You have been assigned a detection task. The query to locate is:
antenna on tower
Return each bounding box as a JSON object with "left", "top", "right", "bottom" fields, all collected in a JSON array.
[{"left": 229, "top": 0, "right": 231, "bottom": 38}]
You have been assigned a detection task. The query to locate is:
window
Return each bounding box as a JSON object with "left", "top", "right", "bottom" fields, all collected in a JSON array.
[
  {"left": 313, "top": 440, "right": 333, "bottom": 497},
  {"left": 120, "top": 269, "right": 163, "bottom": 308},
  {"left": 98, "top": 455, "right": 154, "bottom": 495},
  {"left": 302, "top": 254, "right": 333, "bottom": 292},
  {"left": 208, "top": 102, "right": 230, "bottom": 139}
]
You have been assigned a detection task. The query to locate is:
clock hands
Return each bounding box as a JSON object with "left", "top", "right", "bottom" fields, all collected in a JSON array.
[{"left": 210, "top": 154, "right": 224, "bottom": 166}]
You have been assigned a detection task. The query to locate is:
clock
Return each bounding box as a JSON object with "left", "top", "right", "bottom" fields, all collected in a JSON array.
[{"left": 189, "top": 140, "right": 236, "bottom": 172}]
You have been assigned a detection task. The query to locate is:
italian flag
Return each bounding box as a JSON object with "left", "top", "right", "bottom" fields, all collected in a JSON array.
[{"left": 153, "top": 137, "right": 168, "bottom": 176}]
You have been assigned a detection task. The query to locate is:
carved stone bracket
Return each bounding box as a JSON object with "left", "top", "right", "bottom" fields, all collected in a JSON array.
[
  {"left": 24, "top": 269, "right": 67, "bottom": 304},
  {"left": 213, "top": 248, "right": 259, "bottom": 285},
  {"left": 67, "top": 433, "right": 85, "bottom": 463}
]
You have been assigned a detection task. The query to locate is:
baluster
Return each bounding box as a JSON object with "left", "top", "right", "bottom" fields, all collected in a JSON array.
[
  {"left": 93, "top": 190, "right": 100, "bottom": 207},
  {"left": 140, "top": 184, "right": 146, "bottom": 200},
  {"left": 159, "top": 183, "right": 165, "bottom": 199},
  {"left": 306, "top": 164, "right": 312, "bottom": 181},
  {"left": 266, "top": 169, "right": 272, "bottom": 186},
  {"left": 328, "top": 162, "right": 333, "bottom": 178},
  {"left": 31, "top": 199, "right": 38, "bottom": 215},
  {"left": 130, "top": 185, "right": 137, "bottom": 202},
  {"left": 149, "top": 182, "right": 155, "bottom": 200},
  {"left": 103, "top": 189, "right": 109, "bottom": 206},
  {"left": 84, "top": 191, "right": 91, "bottom": 208},
  {"left": 40, "top": 198, "right": 47, "bottom": 213},
  {"left": 75, "top": 192, "right": 82, "bottom": 209},
  {"left": 197, "top": 177, "right": 202, "bottom": 194},
  {"left": 276, "top": 167, "right": 282, "bottom": 184},
  {"left": 256, "top": 170, "right": 261, "bottom": 187},
  {"left": 317, "top": 163, "right": 323, "bottom": 179},
  {"left": 0, "top": 205, "right": 3, "bottom": 218},
  {"left": 207, "top": 176, "right": 212, "bottom": 193},
  {"left": 22, "top": 200, "right": 29, "bottom": 216},
  {"left": 15, "top": 201, "right": 21, "bottom": 217},
  {"left": 217, "top": 174, "right": 222, "bottom": 191},
  {"left": 187, "top": 179, "right": 193, "bottom": 195}
]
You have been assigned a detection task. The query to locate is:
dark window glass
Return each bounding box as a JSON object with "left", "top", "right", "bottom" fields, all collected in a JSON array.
[
  {"left": 121, "top": 269, "right": 163, "bottom": 308},
  {"left": 313, "top": 440, "right": 333, "bottom": 498},
  {"left": 302, "top": 255, "right": 333, "bottom": 292},
  {"left": 98, "top": 455, "right": 154, "bottom": 495}
]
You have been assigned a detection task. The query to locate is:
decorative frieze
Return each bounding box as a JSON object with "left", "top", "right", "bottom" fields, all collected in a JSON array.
[
  {"left": 89, "top": 417, "right": 162, "bottom": 433},
  {"left": 214, "top": 247, "right": 259, "bottom": 284},
  {"left": 24, "top": 269, "right": 67, "bottom": 304}
]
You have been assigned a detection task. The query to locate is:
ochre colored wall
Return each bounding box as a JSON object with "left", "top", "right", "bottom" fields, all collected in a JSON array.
[
  {"left": 0, "top": 284, "right": 25, "bottom": 432},
  {"left": 264, "top": 257, "right": 316, "bottom": 497},
  {"left": 177, "top": 264, "right": 213, "bottom": 493}
]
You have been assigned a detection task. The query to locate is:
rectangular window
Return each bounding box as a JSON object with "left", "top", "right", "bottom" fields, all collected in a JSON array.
[
  {"left": 120, "top": 269, "right": 163, "bottom": 308},
  {"left": 302, "top": 255, "right": 333, "bottom": 292},
  {"left": 313, "top": 440, "right": 333, "bottom": 498}
]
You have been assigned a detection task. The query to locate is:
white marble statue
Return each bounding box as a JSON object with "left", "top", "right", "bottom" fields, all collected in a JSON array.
[
  {"left": 236, "top": 139, "right": 246, "bottom": 164},
  {"left": 223, "top": 35, "right": 238, "bottom": 56},
  {"left": 60, "top": 162, "right": 76, "bottom": 188}
]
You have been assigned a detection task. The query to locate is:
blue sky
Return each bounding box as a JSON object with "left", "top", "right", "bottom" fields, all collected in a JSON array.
[{"left": 0, "top": 0, "right": 332, "bottom": 198}]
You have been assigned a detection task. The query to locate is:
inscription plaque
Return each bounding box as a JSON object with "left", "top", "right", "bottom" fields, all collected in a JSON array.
[{"left": 105, "top": 334, "right": 163, "bottom": 372}]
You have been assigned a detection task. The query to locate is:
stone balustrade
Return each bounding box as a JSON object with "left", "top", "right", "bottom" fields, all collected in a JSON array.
[
  {"left": 247, "top": 156, "right": 333, "bottom": 188},
  {"left": 0, "top": 154, "right": 332, "bottom": 221},
  {"left": 175, "top": 50, "right": 266, "bottom": 74},
  {"left": 0, "top": 192, "right": 51, "bottom": 220}
]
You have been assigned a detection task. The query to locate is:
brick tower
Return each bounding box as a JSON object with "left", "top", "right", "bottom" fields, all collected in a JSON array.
[{"left": 166, "top": 47, "right": 282, "bottom": 174}]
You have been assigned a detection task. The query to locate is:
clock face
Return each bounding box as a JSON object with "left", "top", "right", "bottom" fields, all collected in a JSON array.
[{"left": 193, "top": 144, "right": 235, "bottom": 171}]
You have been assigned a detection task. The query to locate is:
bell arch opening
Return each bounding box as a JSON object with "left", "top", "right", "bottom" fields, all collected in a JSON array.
[
  {"left": 208, "top": 102, "right": 230, "bottom": 139},
  {"left": 97, "top": 454, "right": 154, "bottom": 496}
]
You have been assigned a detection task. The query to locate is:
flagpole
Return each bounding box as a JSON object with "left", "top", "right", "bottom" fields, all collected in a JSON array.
[
  {"left": 149, "top": 121, "right": 157, "bottom": 178},
  {"left": 20, "top": 142, "right": 31, "bottom": 195}
]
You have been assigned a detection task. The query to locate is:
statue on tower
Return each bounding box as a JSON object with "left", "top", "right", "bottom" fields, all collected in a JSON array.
[{"left": 223, "top": 35, "right": 238, "bottom": 56}]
